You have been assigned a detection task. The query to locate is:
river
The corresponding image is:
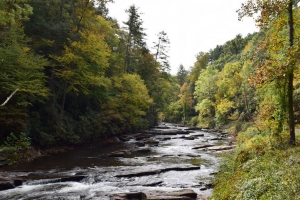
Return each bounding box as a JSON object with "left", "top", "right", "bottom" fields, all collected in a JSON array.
[{"left": 0, "top": 123, "right": 232, "bottom": 200}]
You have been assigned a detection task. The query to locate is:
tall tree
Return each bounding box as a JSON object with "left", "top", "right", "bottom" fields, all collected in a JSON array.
[
  {"left": 153, "top": 31, "right": 171, "bottom": 72},
  {"left": 176, "top": 64, "right": 189, "bottom": 86},
  {"left": 123, "top": 5, "right": 146, "bottom": 73},
  {"left": 238, "top": 0, "right": 299, "bottom": 144}
]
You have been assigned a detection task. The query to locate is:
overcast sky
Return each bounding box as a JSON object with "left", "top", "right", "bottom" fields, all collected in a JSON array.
[{"left": 107, "top": 0, "right": 259, "bottom": 74}]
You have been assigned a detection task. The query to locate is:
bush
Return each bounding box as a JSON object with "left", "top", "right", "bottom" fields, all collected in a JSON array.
[{"left": 0, "top": 132, "right": 31, "bottom": 163}]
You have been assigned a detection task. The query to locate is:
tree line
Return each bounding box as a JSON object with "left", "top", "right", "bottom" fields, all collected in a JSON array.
[
  {"left": 0, "top": 0, "right": 179, "bottom": 151},
  {"left": 1, "top": 0, "right": 299, "bottom": 166}
]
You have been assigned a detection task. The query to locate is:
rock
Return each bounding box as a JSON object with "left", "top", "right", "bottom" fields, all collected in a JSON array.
[
  {"left": 198, "top": 194, "right": 210, "bottom": 200},
  {"left": 111, "top": 192, "right": 147, "bottom": 200},
  {"left": 0, "top": 181, "right": 14, "bottom": 191},
  {"left": 60, "top": 175, "right": 87, "bottom": 182},
  {"left": 13, "top": 179, "right": 23, "bottom": 187},
  {"left": 157, "top": 137, "right": 171, "bottom": 141},
  {"left": 108, "top": 151, "right": 126, "bottom": 157},
  {"left": 155, "top": 126, "right": 171, "bottom": 129},
  {"left": 115, "top": 166, "right": 200, "bottom": 178},
  {"left": 145, "top": 189, "right": 197, "bottom": 200},
  {"left": 199, "top": 182, "right": 214, "bottom": 191},
  {"left": 134, "top": 148, "right": 151, "bottom": 153},
  {"left": 136, "top": 142, "right": 146, "bottom": 147},
  {"left": 192, "top": 144, "right": 215, "bottom": 150},
  {"left": 207, "top": 145, "right": 236, "bottom": 151},
  {"left": 193, "top": 134, "right": 204, "bottom": 137},
  {"left": 185, "top": 136, "right": 195, "bottom": 140},
  {"left": 142, "top": 181, "right": 163, "bottom": 187},
  {"left": 115, "top": 170, "right": 159, "bottom": 178},
  {"left": 185, "top": 127, "right": 202, "bottom": 131},
  {"left": 209, "top": 137, "right": 223, "bottom": 141}
]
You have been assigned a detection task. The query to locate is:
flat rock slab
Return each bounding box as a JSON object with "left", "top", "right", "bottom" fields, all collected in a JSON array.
[
  {"left": 207, "top": 145, "right": 235, "bottom": 151},
  {"left": 144, "top": 189, "right": 198, "bottom": 200},
  {"left": 115, "top": 166, "right": 200, "bottom": 178},
  {"left": 111, "top": 192, "right": 147, "bottom": 200},
  {"left": 112, "top": 189, "right": 197, "bottom": 200},
  {"left": 192, "top": 145, "right": 215, "bottom": 150}
]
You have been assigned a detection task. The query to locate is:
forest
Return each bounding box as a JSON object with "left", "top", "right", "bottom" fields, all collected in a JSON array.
[{"left": 1, "top": 0, "right": 300, "bottom": 198}]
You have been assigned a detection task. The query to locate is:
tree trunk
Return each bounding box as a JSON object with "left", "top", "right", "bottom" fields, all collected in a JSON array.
[
  {"left": 61, "top": 81, "right": 68, "bottom": 116},
  {"left": 287, "top": 0, "right": 295, "bottom": 145}
]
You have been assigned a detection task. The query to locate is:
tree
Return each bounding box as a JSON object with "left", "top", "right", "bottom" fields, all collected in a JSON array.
[
  {"left": 153, "top": 31, "right": 171, "bottom": 72},
  {"left": 238, "top": 0, "right": 299, "bottom": 144},
  {"left": 189, "top": 52, "right": 210, "bottom": 84},
  {"left": 123, "top": 5, "right": 146, "bottom": 73},
  {"left": 178, "top": 83, "right": 193, "bottom": 124},
  {"left": 0, "top": 1, "right": 49, "bottom": 140},
  {"left": 107, "top": 74, "right": 153, "bottom": 131},
  {"left": 51, "top": 30, "right": 111, "bottom": 115},
  {"left": 194, "top": 65, "right": 219, "bottom": 127},
  {"left": 176, "top": 64, "right": 189, "bottom": 86}
]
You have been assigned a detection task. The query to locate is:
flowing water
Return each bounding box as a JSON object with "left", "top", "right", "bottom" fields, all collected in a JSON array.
[{"left": 0, "top": 123, "right": 230, "bottom": 199}]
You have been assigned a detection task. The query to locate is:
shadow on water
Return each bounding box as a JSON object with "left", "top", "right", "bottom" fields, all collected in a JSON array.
[{"left": 2, "top": 142, "right": 136, "bottom": 171}]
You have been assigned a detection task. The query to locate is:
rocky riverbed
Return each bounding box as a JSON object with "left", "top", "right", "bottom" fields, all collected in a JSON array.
[{"left": 0, "top": 123, "right": 234, "bottom": 200}]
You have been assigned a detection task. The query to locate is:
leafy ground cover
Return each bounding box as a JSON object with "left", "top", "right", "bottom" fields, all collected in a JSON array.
[{"left": 210, "top": 128, "right": 300, "bottom": 199}]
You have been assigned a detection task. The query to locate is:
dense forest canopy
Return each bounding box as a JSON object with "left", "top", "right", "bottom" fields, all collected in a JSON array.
[{"left": 1, "top": 0, "right": 300, "bottom": 166}]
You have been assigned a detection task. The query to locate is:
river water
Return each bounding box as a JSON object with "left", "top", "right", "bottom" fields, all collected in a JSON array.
[{"left": 0, "top": 123, "right": 230, "bottom": 200}]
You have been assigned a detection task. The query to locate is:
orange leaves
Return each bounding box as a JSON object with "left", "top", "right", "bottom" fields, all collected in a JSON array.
[
  {"left": 248, "top": 59, "right": 289, "bottom": 88},
  {"left": 238, "top": 0, "right": 289, "bottom": 27}
]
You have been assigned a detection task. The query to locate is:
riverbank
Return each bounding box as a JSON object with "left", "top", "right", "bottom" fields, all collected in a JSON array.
[{"left": 210, "top": 130, "right": 300, "bottom": 199}]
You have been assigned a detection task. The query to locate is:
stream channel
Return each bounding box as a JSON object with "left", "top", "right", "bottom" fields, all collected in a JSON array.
[{"left": 0, "top": 123, "right": 233, "bottom": 200}]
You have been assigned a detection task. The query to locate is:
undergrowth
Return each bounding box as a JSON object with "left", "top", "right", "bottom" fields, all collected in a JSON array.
[{"left": 210, "top": 127, "right": 300, "bottom": 200}]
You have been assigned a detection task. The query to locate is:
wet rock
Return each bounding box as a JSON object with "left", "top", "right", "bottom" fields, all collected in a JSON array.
[
  {"left": 13, "top": 179, "right": 23, "bottom": 187},
  {"left": 193, "top": 134, "right": 204, "bottom": 137},
  {"left": 135, "top": 134, "right": 152, "bottom": 141},
  {"left": 115, "top": 166, "right": 200, "bottom": 178},
  {"left": 185, "top": 136, "right": 195, "bottom": 140},
  {"left": 60, "top": 175, "right": 87, "bottom": 182},
  {"left": 0, "top": 181, "right": 14, "bottom": 191},
  {"left": 192, "top": 144, "right": 215, "bottom": 150},
  {"left": 198, "top": 194, "right": 210, "bottom": 200},
  {"left": 185, "top": 127, "right": 202, "bottom": 131},
  {"left": 115, "top": 170, "right": 159, "bottom": 178},
  {"left": 199, "top": 182, "right": 214, "bottom": 191},
  {"left": 209, "top": 137, "right": 223, "bottom": 141},
  {"left": 145, "top": 189, "right": 197, "bottom": 200},
  {"left": 155, "top": 126, "right": 171, "bottom": 129},
  {"left": 136, "top": 142, "right": 146, "bottom": 147},
  {"left": 133, "top": 148, "right": 152, "bottom": 154},
  {"left": 156, "top": 137, "right": 171, "bottom": 141},
  {"left": 111, "top": 192, "right": 147, "bottom": 200},
  {"left": 207, "top": 145, "right": 235, "bottom": 151},
  {"left": 108, "top": 151, "right": 126, "bottom": 157},
  {"left": 142, "top": 181, "right": 163, "bottom": 186}
]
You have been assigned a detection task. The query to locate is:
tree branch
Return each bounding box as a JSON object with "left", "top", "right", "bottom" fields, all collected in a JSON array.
[{"left": 0, "top": 89, "right": 19, "bottom": 107}]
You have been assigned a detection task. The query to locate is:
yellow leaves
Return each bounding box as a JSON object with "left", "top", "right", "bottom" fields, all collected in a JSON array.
[
  {"left": 216, "top": 99, "right": 234, "bottom": 115},
  {"left": 22, "top": 47, "right": 30, "bottom": 52}
]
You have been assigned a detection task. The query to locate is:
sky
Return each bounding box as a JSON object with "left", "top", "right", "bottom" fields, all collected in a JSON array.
[{"left": 107, "top": 0, "right": 259, "bottom": 74}]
